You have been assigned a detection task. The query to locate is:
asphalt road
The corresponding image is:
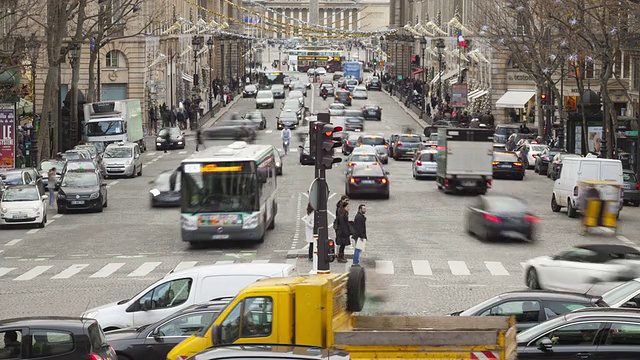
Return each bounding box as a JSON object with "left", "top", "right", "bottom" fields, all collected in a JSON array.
[{"left": 2, "top": 71, "right": 640, "bottom": 318}]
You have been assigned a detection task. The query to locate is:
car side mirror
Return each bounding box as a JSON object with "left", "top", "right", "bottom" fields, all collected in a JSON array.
[
  {"left": 42, "top": 195, "right": 48, "bottom": 200},
  {"left": 142, "top": 299, "right": 152, "bottom": 311},
  {"left": 212, "top": 324, "right": 222, "bottom": 345},
  {"left": 538, "top": 338, "right": 553, "bottom": 351}
]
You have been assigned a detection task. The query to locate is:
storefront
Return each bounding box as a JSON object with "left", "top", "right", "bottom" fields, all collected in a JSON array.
[{"left": 495, "top": 89, "right": 536, "bottom": 123}]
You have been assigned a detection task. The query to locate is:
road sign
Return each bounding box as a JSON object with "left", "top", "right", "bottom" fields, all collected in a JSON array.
[
  {"left": 308, "top": 178, "right": 329, "bottom": 210},
  {"left": 543, "top": 105, "right": 558, "bottom": 110},
  {"left": 625, "top": 131, "right": 638, "bottom": 137}
]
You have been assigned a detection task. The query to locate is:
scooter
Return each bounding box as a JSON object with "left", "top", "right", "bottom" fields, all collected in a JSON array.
[{"left": 322, "top": 93, "right": 327, "bottom": 100}]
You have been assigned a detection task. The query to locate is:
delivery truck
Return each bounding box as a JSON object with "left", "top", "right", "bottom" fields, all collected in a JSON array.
[
  {"left": 82, "top": 100, "right": 146, "bottom": 151},
  {"left": 167, "top": 267, "right": 517, "bottom": 360},
  {"left": 436, "top": 127, "right": 494, "bottom": 194}
]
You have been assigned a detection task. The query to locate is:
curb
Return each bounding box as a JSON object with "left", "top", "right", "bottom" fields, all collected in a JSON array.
[
  {"left": 203, "top": 95, "right": 242, "bottom": 128},
  {"left": 286, "top": 244, "right": 355, "bottom": 259},
  {"left": 382, "top": 88, "right": 428, "bottom": 129}
]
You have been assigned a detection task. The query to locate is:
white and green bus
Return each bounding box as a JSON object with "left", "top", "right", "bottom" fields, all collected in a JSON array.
[{"left": 179, "top": 141, "right": 277, "bottom": 244}]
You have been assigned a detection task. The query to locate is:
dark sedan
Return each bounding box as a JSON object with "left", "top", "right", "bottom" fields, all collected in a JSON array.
[
  {"left": 534, "top": 148, "right": 562, "bottom": 175},
  {"left": 345, "top": 164, "right": 390, "bottom": 199},
  {"left": 451, "top": 291, "right": 606, "bottom": 332},
  {"left": 107, "top": 300, "right": 228, "bottom": 360},
  {"left": 548, "top": 153, "right": 581, "bottom": 179},
  {"left": 492, "top": 151, "right": 525, "bottom": 180},
  {"left": 344, "top": 116, "right": 364, "bottom": 132},
  {"left": 466, "top": 195, "right": 538, "bottom": 242},
  {"left": 342, "top": 133, "right": 361, "bottom": 155},
  {"left": 243, "top": 111, "right": 267, "bottom": 130},
  {"left": 362, "top": 104, "right": 382, "bottom": 120},
  {"left": 56, "top": 170, "right": 108, "bottom": 213},
  {"left": 392, "top": 134, "right": 422, "bottom": 160},
  {"left": 277, "top": 110, "right": 299, "bottom": 129},
  {"left": 149, "top": 170, "right": 181, "bottom": 207},
  {"left": 155, "top": 127, "right": 185, "bottom": 150},
  {"left": 202, "top": 120, "right": 256, "bottom": 141},
  {"left": 39, "top": 159, "right": 65, "bottom": 190},
  {"left": 335, "top": 89, "right": 352, "bottom": 106},
  {"left": 367, "top": 78, "right": 382, "bottom": 90},
  {"left": 242, "top": 84, "right": 258, "bottom": 98},
  {"left": 299, "top": 136, "right": 315, "bottom": 165}
]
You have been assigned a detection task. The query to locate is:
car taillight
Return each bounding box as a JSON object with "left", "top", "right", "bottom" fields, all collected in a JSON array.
[
  {"left": 483, "top": 214, "right": 502, "bottom": 223},
  {"left": 380, "top": 178, "right": 388, "bottom": 184},
  {"left": 384, "top": 144, "right": 388, "bottom": 149},
  {"left": 89, "top": 355, "right": 105, "bottom": 360},
  {"left": 637, "top": 182, "right": 640, "bottom": 190},
  {"left": 514, "top": 162, "right": 523, "bottom": 167},
  {"left": 532, "top": 154, "right": 538, "bottom": 158},
  {"left": 444, "top": 179, "right": 449, "bottom": 187},
  {"left": 416, "top": 160, "right": 423, "bottom": 166},
  {"left": 346, "top": 141, "right": 351, "bottom": 145},
  {"left": 350, "top": 177, "right": 360, "bottom": 184},
  {"left": 397, "top": 142, "right": 403, "bottom": 146},
  {"left": 492, "top": 161, "right": 499, "bottom": 166},
  {"left": 525, "top": 215, "right": 540, "bottom": 224},
  {"left": 348, "top": 162, "right": 355, "bottom": 167}
]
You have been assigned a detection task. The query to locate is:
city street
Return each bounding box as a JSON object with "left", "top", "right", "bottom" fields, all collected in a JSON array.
[{"left": 2, "top": 71, "right": 640, "bottom": 318}]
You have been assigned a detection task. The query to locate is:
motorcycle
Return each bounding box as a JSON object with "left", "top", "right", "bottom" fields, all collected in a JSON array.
[{"left": 322, "top": 93, "right": 327, "bottom": 100}]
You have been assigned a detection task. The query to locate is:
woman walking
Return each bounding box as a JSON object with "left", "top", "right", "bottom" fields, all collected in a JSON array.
[
  {"left": 335, "top": 201, "right": 351, "bottom": 263},
  {"left": 47, "top": 167, "right": 56, "bottom": 208}
]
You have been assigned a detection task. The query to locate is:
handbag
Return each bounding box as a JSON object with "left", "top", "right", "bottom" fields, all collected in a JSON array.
[{"left": 355, "top": 238, "right": 366, "bottom": 251}]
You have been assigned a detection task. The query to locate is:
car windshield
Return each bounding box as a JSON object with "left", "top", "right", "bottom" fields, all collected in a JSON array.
[
  {"left": 271, "top": 85, "right": 284, "bottom": 91},
  {"left": 61, "top": 172, "right": 98, "bottom": 188},
  {"left": 3, "top": 187, "right": 40, "bottom": 201},
  {"left": 420, "top": 153, "right": 436, "bottom": 162},
  {"left": 66, "top": 161, "right": 95, "bottom": 171},
  {"left": 497, "top": 127, "right": 520, "bottom": 136},
  {"left": 158, "top": 128, "right": 181, "bottom": 137},
  {"left": 1, "top": 172, "right": 24, "bottom": 185},
  {"left": 361, "top": 137, "right": 385, "bottom": 146},
  {"left": 154, "top": 171, "right": 181, "bottom": 192},
  {"left": 245, "top": 113, "right": 261, "bottom": 120},
  {"left": 601, "top": 280, "right": 640, "bottom": 306},
  {"left": 40, "top": 160, "right": 65, "bottom": 172},
  {"left": 257, "top": 91, "right": 272, "bottom": 99},
  {"left": 283, "top": 102, "right": 299, "bottom": 110},
  {"left": 353, "top": 166, "right": 383, "bottom": 177},
  {"left": 330, "top": 104, "right": 344, "bottom": 109},
  {"left": 485, "top": 196, "right": 527, "bottom": 213},
  {"left": 75, "top": 146, "right": 97, "bottom": 157},
  {"left": 494, "top": 153, "right": 518, "bottom": 162},
  {"left": 87, "top": 142, "right": 105, "bottom": 153},
  {"left": 245, "top": 85, "right": 257, "bottom": 91},
  {"left": 458, "top": 296, "right": 502, "bottom": 316},
  {"left": 399, "top": 136, "right": 420, "bottom": 142},
  {"left": 624, "top": 172, "right": 638, "bottom": 182},
  {"left": 103, "top": 147, "right": 133, "bottom": 158},
  {"left": 62, "top": 152, "right": 85, "bottom": 160},
  {"left": 351, "top": 154, "right": 377, "bottom": 162}
]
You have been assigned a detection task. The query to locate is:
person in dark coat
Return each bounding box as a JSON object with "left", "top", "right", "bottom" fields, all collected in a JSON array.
[
  {"left": 351, "top": 204, "right": 367, "bottom": 265},
  {"left": 196, "top": 127, "right": 205, "bottom": 152},
  {"left": 335, "top": 201, "right": 351, "bottom": 263},
  {"left": 334, "top": 194, "right": 349, "bottom": 236}
]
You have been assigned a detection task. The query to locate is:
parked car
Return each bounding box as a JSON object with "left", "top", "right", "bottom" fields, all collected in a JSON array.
[
  {"left": 362, "top": 104, "right": 382, "bottom": 120},
  {"left": 623, "top": 169, "right": 640, "bottom": 206},
  {"left": 274, "top": 147, "right": 283, "bottom": 175},
  {"left": 149, "top": 170, "right": 181, "bottom": 207},
  {"left": 0, "top": 317, "right": 117, "bottom": 360},
  {"left": 2, "top": 167, "right": 46, "bottom": 195},
  {"left": 255, "top": 90, "right": 275, "bottom": 109},
  {"left": 0, "top": 184, "right": 48, "bottom": 228},
  {"left": 534, "top": 148, "right": 563, "bottom": 175},
  {"left": 516, "top": 143, "right": 548, "bottom": 168}
]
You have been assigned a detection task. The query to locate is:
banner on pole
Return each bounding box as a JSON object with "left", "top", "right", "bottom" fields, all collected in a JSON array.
[
  {"left": 451, "top": 84, "right": 468, "bottom": 108},
  {"left": 0, "top": 103, "right": 15, "bottom": 169}
]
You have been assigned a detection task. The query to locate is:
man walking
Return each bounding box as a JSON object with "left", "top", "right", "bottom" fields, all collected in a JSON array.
[{"left": 352, "top": 204, "right": 367, "bottom": 265}]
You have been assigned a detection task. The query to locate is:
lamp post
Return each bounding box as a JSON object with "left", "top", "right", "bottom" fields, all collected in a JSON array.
[
  {"left": 67, "top": 41, "right": 80, "bottom": 152},
  {"left": 393, "top": 36, "right": 398, "bottom": 81},
  {"left": 191, "top": 36, "right": 203, "bottom": 129},
  {"left": 207, "top": 37, "right": 214, "bottom": 111},
  {"left": 435, "top": 38, "right": 445, "bottom": 103},
  {"left": 26, "top": 34, "right": 40, "bottom": 166},
  {"left": 420, "top": 37, "right": 427, "bottom": 117},
  {"left": 220, "top": 37, "right": 226, "bottom": 90}
]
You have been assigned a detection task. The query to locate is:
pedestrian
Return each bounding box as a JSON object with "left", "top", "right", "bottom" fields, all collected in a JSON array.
[
  {"left": 281, "top": 126, "right": 291, "bottom": 155},
  {"left": 195, "top": 127, "right": 205, "bottom": 152},
  {"left": 301, "top": 203, "right": 314, "bottom": 260},
  {"left": 47, "top": 167, "right": 56, "bottom": 208},
  {"left": 351, "top": 204, "right": 367, "bottom": 265},
  {"left": 333, "top": 194, "right": 348, "bottom": 235},
  {"left": 335, "top": 201, "right": 351, "bottom": 263}
]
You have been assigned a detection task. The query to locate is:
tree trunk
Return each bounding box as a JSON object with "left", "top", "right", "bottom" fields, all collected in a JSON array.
[
  {"left": 87, "top": 46, "right": 97, "bottom": 103},
  {"left": 37, "top": 65, "right": 60, "bottom": 162},
  {"left": 599, "top": 59, "right": 615, "bottom": 158}
]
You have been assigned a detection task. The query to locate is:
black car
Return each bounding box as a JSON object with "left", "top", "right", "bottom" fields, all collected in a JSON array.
[
  {"left": 243, "top": 111, "right": 267, "bottom": 130},
  {"left": 451, "top": 291, "right": 607, "bottom": 332},
  {"left": 0, "top": 317, "right": 117, "bottom": 360},
  {"left": 242, "top": 84, "right": 258, "bottom": 98},
  {"left": 277, "top": 110, "right": 299, "bottom": 129},
  {"left": 534, "top": 148, "right": 562, "bottom": 175},
  {"left": 344, "top": 117, "right": 364, "bottom": 132},
  {"left": 191, "top": 345, "right": 350, "bottom": 360},
  {"left": 493, "top": 151, "right": 525, "bottom": 180},
  {"left": 299, "top": 136, "right": 315, "bottom": 165},
  {"left": 57, "top": 170, "right": 108, "bottom": 213},
  {"left": 202, "top": 120, "right": 256, "bottom": 141},
  {"left": 342, "top": 133, "right": 361, "bottom": 155},
  {"left": 335, "top": 89, "right": 352, "bottom": 106},
  {"left": 155, "top": 127, "right": 185, "bottom": 150},
  {"left": 516, "top": 308, "right": 640, "bottom": 359},
  {"left": 106, "top": 299, "right": 228, "bottom": 360},
  {"left": 466, "top": 195, "right": 538, "bottom": 242},
  {"left": 362, "top": 104, "right": 382, "bottom": 120},
  {"left": 345, "top": 164, "right": 390, "bottom": 199},
  {"left": 367, "top": 77, "right": 382, "bottom": 90},
  {"left": 281, "top": 99, "right": 303, "bottom": 121},
  {"left": 149, "top": 170, "right": 181, "bottom": 207}
]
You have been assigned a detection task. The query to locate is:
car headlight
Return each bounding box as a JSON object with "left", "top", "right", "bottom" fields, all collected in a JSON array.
[
  {"left": 32, "top": 206, "right": 40, "bottom": 212},
  {"left": 242, "top": 213, "right": 260, "bottom": 229},
  {"left": 57, "top": 193, "right": 66, "bottom": 199},
  {"left": 181, "top": 215, "right": 198, "bottom": 231},
  {"left": 126, "top": 159, "right": 132, "bottom": 165},
  {"left": 89, "top": 192, "right": 100, "bottom": 200},
  {"left": 1, "top": 207, "right": 6, "bottom": 213}
]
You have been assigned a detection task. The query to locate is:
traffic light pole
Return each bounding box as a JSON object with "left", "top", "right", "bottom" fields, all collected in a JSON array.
[{"left": 314, "top": 126, "right": 330, "bottom": 273}]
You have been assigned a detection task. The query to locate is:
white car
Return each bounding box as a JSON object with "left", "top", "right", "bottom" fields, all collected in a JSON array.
[
  {"left": 0, "top": 184, "right": 48, "bottom": 228},
  {"left": 82, "top": 263, "right": 297, "bottom": 330},
  {"left": 352, "top": 86, "right": 368, "bottom": 99},
  {"left": 315, "top": 67, "right": 327, "bottom": 75},
  {"left": 516, "top": 143, "right": 548, "bottom": 168},
  {"left": 328, "top": 103, "right": 346, "bottom": 116},
  {"left": 525, "top": 244, "right": 640, "bottom": 293},
  {"left": 255, "top": 90, "right": 275, "bottom": 109}
]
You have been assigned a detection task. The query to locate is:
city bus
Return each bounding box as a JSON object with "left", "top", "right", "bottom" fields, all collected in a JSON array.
[
  {"left": 287, "top": 48, "right": 347, "bottom": 73},
  {"left": 179, "top": 141, "right": 277, "bottom": 244},
  {"left": 259, "top": 71, "right": 286, "bottom": 88}
]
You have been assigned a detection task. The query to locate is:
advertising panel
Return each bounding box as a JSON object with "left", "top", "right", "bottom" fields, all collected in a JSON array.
[
  {"left": 0, "top": 103, "right": 15, "bottom": 169},
  {"left": 451, "top": 84, "right": 468, "bottom": 108}
]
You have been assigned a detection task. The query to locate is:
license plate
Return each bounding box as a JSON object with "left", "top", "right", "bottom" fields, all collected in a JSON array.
[
  {"left": 499, "top": 164, "right": 511, "bottom": 168},
  {"left": 12, "top": 214, "right": 27, "bottom": 219},
  {"left": 368, "top": 110, "right": 377, "bottom": 114},
  {"left": 362, "top": 180, "right": 375, "bottom": 184},
  {"left": 71, "top": 200, "right": 85, "bottom": 205},
  {"left": 624, "top": 184, "right": 632, "bottom": 190},
  {"left": 462, "top": 181, "right": 476, "bottom": 187},
  {"left": 212, "top": 234, "right": 230, "bottom": 239},
  {"left": 406, "top": 151, "right": 414, "bottom": 154}
]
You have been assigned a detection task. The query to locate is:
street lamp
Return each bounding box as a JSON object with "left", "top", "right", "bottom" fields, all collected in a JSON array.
[
  {"left": 206, "top": 37, "right": 214, "bottom": 111},
  {"left": 393, "top": 36, "right": 398, "bottom": 81},
  {"left": 67, "top": 41, "right": 80, "bottom": 152},
  {"left": 191, "top": 36, "right": 203, "bottom": 129},
  {"left": 435, "top": 38, "right": 445, "bottom": 102},
  {"left": 420, "top": 37, "right": 427, "bottom": 116},
  {"left": 26, "top": 33, "right": 40, "bottom": 167}
]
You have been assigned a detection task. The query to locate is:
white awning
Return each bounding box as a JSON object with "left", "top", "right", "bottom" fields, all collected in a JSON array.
[
  {"left": 495, "top": 90, "right": 535, "bottom": 108},
  {"left": 469, "top": 89, "right": 488, "bottom": 101},
  {"left": 430, "top": 72, "right": 442, "bottom": 85},
  {"left": 441, "top": 68, "right": 459, "bottom": 81},
  {"left": 467, "top": 89, "right": 482, "bottom": 98},
  {"left": 182, "top": 73, "right": 193, "bottom": 83}
]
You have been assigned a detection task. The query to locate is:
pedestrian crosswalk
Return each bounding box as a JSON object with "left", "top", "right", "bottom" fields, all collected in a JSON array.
[{"left": 0, "top": 258, "right": 530, "bottom": 282}]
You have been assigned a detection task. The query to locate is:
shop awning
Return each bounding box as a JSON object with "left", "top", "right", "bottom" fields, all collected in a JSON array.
[
  {"left": 495, "top": 90, "right": 535, "bottom": 108},
  {"left": 467, "top": 89, "right": 482, "bottom": 99},
  {"left": 441, "top": 68, "right": 460, "bottom": 81},
  {"left": 182, "top": 73, "right": 193, "bottom": 83},
  {"left": 430, "top": 72, "right": 442, "bottom": 85},
  {"left": 412, "top": 68, "right": 424, "bottom": 77},
  {"left": 469, "top": 89, "right": 488, "bottom": 101}
]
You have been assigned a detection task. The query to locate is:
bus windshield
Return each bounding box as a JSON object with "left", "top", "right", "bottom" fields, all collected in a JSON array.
[
  {"left": 182, "top": 162, "right": 259, "bottom": 213},
  {"left": 260, "top": 72, "right": 285, "bottom": 87},
  {"left": 86, "top": 120, "right": 125, "bottom": 136}
]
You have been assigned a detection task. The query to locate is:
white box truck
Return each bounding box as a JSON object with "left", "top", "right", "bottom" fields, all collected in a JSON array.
[
  {"left": 436, "top": 128, "right": 494, "bottom": 194},
  {"left": 83, "top": 100, "right": 146, "bottom": 151}
]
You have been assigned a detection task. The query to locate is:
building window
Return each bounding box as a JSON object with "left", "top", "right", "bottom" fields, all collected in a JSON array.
[
  {"left": 515, "top": 14, "right": 526, "bottom": 36},
  {"left": 508, "top": 56, "right": 531, "bottom": 70},
  {"left": 105, "top": 50, "right": 122, "bottom": 68}
]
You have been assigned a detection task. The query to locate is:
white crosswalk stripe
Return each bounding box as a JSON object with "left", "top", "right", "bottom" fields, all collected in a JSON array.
[
  {"left": 0, "top": 259, "right": 530, "bottom": 282},
  {"left": 146, "top": 152, "right": 157, "bottom": 156}
]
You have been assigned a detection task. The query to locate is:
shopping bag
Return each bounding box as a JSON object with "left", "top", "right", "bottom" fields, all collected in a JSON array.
[{"left": 355, "top": 238, "right": 366, "bottom": 252}]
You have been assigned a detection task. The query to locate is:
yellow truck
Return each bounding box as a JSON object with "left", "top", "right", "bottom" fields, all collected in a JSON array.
[{"left": 167, "top": 267, "right": 517, "bottom": 360}]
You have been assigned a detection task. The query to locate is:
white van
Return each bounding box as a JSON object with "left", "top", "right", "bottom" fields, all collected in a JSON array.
[
  {"left": 82, "top": 263, "right": 297, "bottom": 330},
  {"left": 551, "top": 157, "right": 623, "bottom": 217}
]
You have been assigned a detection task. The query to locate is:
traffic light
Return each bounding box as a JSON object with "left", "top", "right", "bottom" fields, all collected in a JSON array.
[
  {"left": 309, "top": 121, "right": 318, "bottom": 159},
  {"left": 316, "top": 123, "right": 343, "bottom": 170},
  {"left": 326, "top": 239, "right": 335, "bottom": 262},
  {"left": 314, "top": 60, "right": 318, "bottom": 68},
  {"left": 540, "top": 94, "right": 548, "bottom": 105}
]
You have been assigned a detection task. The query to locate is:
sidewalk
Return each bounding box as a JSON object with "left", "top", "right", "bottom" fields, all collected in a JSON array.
[{"left": 382, "top": 88, "right": 429, "bottom": 129}]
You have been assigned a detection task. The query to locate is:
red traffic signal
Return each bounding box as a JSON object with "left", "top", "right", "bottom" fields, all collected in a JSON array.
[
  {"left": 316, "top": 123, "right": 343, "bottom": 169},
  {"left": 324, "top": 126, "right": 343, "bottom": 137},
  {"left": 541, "top": 94, "right": 547, "bottom": 100}
]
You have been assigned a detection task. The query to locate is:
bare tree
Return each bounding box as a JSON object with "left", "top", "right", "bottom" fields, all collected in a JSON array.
[
  {"left": 546, "top": 0, "right": 638, "bottom": 157},
  {"left": 472, "top": 0, "right": 565, "bottom": 136}
]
